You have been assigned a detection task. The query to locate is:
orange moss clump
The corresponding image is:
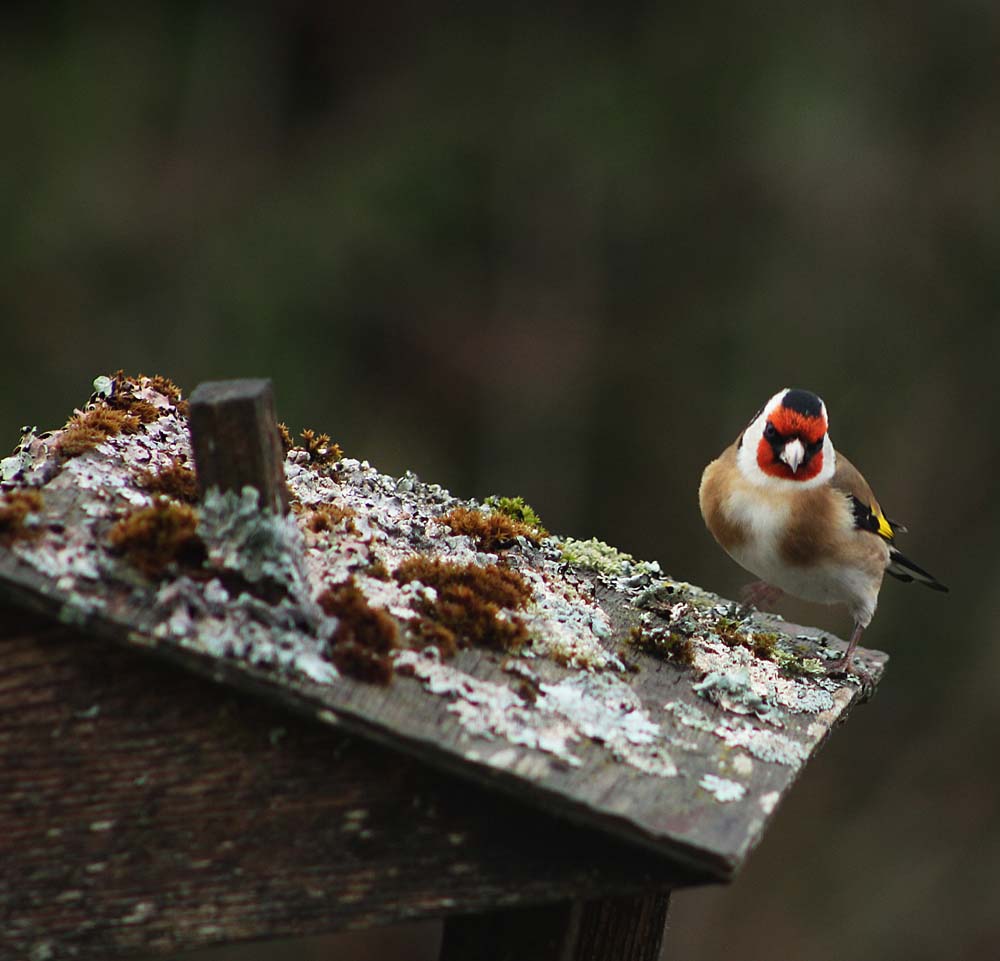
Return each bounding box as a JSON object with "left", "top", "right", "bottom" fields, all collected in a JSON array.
[
  {"left": 298, "top": 429, "right": 343, "bottom": 465},
  {"left": 317, "top": 581, "right": 397, "bottom": 684},
  {"left": 103, "top": 371, "right": 162, "bottom": 424},
  {"left": 54, "top": 405, "right": 142, "bottom": 458},
  {"left": 304, "top": 502, "right": 356, "bottom": 534},
  {"left": 136, "top": 458, "right": 199, "bottom": 503},
  {"left": 0, "top": 489, "right": 44, "bottom": 544},
  {"left": 437, "top": 506, "right": 543, "bottom": 551},
  {"left": 144, "top": 374, "right": 186, "bottom": 410},
  {"left": 99, "top": 370, "right": 189, "bottom": 421},
  {"left": 394, "top": 556, "right": 532, "bottom": 654},
  {"left": 107, "top": 498, "right": 203, "bottom": 578},
  {"left": 362, "top": 557, "right": 390, "bottom": 580},
  {"left": 55, "top": 372, "right": 188, "bottom": 459}
]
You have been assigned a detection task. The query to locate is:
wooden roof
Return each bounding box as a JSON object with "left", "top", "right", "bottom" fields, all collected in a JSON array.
[{"left": 0, "top": 376, "right": 886, "bottom": 888}]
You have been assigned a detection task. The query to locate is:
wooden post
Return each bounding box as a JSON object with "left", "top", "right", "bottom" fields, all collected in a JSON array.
[
  {"left": 438, "top": 891, "right": 671, "bottom": 961},
  {"left": 188, "top": 378, "right": 289, "bottom": 514}
]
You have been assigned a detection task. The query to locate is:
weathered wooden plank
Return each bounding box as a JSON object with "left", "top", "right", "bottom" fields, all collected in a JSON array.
[
  {"left": 438, "top": 892, "right": 670, "bottom": 961},
  {"left": 188, "top": 378, "right": 289, "bottom": 514},
  {"left": 0, "top": 606, "right": 683, "bottom": 961},
  {"left": 0, "top": 551, "right": 885, "bottom": 886},
  {"left": 0, "top": 375, "right": 888, "bottom": 887}
]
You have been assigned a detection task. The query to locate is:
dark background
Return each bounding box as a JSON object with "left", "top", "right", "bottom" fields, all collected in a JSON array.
[{"left": 4, "top": 4, "right": 998, "bottom": 959}]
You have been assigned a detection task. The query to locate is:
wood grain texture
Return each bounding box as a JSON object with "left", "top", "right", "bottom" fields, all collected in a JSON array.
[
  {"left": 439, "top": 893, "right": 670, "bottom": 961},
  {"left": 0, "top": 539, "right": 887, "bottom": 888},
  {"left": 0, "top": 606, "right": 683, "bottom": 961},
  {"left": 573, "top": 892, "right": 671, "bottom": 961}
]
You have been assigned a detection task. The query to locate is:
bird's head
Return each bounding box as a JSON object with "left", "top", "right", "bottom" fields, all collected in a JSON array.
[{"left": 737, "top": 388, "right": 835, "bottom": 487}]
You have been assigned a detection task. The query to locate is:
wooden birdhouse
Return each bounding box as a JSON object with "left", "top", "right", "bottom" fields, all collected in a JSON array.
[{"left": 0, "top": 375, "right": 885, "bottom": 961}]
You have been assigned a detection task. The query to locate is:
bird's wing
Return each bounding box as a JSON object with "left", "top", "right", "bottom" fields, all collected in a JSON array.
[{"left": 830, "top": 452, "right": 899, "bottom": 542}]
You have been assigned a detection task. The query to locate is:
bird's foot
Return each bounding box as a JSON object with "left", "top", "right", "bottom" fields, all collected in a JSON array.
[
  {"left": 824, "top": 657, "right": 875, "bottom": 702},
  {"left": 735, "top": 581, "right": 783, "bottom": 619}
]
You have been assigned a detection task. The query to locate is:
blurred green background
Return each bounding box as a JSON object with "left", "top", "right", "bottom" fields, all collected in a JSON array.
[{"left": 3, "top": 4, "right": 998, "bottom": 959}]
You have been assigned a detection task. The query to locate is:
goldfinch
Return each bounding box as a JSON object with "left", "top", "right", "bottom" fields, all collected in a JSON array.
[{"left": 699, "top": 388, "right": 947, "bottom": 680}]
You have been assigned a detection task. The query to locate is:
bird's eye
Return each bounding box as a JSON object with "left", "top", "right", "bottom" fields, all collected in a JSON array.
[{"left": 763, "top": 423, "right": 778, "bottom": 440}]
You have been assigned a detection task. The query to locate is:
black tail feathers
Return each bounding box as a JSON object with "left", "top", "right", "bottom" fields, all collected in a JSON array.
[{"left": 887, "top": 549, "right": 949, "bottom": 592}]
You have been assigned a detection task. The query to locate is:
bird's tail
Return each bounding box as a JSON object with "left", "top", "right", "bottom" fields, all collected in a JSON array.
[{"left": 887, "top": 548, "right": 949, "bottom": 592}]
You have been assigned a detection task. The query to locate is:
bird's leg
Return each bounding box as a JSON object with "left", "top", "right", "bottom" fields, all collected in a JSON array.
[
  {"left": 826, "top": 622, "right": 874, "bottom": 699},
  {"left": 735, "top": 581, "right": 783, "bottom": 618}
]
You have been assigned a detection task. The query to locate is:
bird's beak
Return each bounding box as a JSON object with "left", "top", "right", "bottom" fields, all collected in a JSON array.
[{"left": 780, "top": 438, "right": 805, "bottom": 473}]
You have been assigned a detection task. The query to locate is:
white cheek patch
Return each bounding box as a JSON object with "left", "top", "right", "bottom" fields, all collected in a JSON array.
[
  {"left": 735, "top": 403, "right": 775, "bottom": 482},
  {"left": 737, "top": 391, "right": 835, "bottom": 491}
]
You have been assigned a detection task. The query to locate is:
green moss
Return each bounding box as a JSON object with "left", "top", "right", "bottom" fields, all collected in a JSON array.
[
  {"left": 629, "top": 625, "right": 696, "bottom": 666},
  {"left": 710, "top": 618, "right": 780, "bottom": 662},
  {"left": 750, "top": 631, "right": 779, "bottom": 659},
  {"left": 483, "top": 495, "right": 547, "bottom": 537},
  {"left": 714, "top": 616, "right": 743, "bottom": 644}
]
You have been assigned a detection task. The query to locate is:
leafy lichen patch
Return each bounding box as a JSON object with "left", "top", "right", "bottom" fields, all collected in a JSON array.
[
  {"left": 517, "top": 568, "right": 620, "bottom": 672},
  {"left": 395, "top": 649, "right": 677, "bottom": 777},
  {"left": 633, "top": 595, "right": 839, "bottom": 719},
  {"left": 559, "top": 536, "right": 661, "bottom": 580},
  {"left": 714, "top": 718, "right": 809, "bottom": 767},
  {"left": 153, "top": 576, "right": 336, "bottom": 684},
  {"left": 699, "top": 774, "right": 747, "bottom": 803}
]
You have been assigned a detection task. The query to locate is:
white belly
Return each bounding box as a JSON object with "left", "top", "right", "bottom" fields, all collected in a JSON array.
[{"left": 721, "top": 485, "right": 882, "bottom": 623}]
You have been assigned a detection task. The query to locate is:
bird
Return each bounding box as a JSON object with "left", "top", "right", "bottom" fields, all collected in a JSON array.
[{"left": 698, "top": 387, "right": 947, "bottom": 683}]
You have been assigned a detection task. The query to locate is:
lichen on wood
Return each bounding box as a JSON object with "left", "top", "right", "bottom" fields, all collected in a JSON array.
[{"left": 0, "top": 372, "right": 888, "bottom": 881}]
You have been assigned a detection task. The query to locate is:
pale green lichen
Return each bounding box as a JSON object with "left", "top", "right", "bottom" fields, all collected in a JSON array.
[
  {"left": 773, "top": 647, "right": 827, "bottom": 676},
  {"left": 559, "top": 536, "right": 660, "bottom": 577},
  {"left": 198, "top": 486, "right": 313, "bottom": 604},
  {"left": 693, "top": 667, "right": 785, "bottom": 727},
  {"left": 395, "top": 650, "right": 677, "bottom": 777}
]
